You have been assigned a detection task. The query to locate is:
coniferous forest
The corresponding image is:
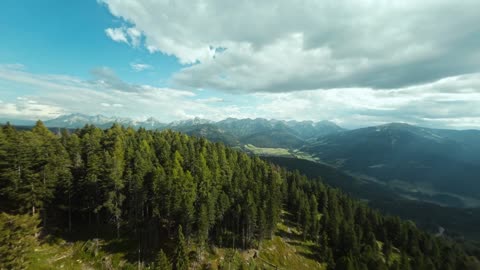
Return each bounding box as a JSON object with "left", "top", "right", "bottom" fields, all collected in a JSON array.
[{"left": 1, "top": 121, "right": 479, "bottom": 269}]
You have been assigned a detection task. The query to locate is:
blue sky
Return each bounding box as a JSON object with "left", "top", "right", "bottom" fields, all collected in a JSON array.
[
  {"left": 1, "top": 0, "right": 480, "bottom": 129},
  {"left": 0, "top": 1, "right": 179, "bottom": 84}
]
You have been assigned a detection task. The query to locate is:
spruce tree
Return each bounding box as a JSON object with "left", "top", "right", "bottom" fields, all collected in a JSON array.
[
  {"left": 103, "top": 132, "right": 126, "bottom": 238},
  {"left": 400, "top": 252, "right": 411, "bottom": 270},
  {"left": 155, "top": 249, "right": 172, "bottom": 270},
  {"left": 174, "top": 225, "right": 189, "bottom": 270},
  {"left": 383, "top": 240, "right": 393, "bottom": 264},
  {"left": 197, "top": 203, "right": 209, "bottom": 246}
]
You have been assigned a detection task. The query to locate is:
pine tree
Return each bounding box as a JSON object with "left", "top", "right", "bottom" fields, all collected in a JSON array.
[
  {"left": 244, "top": 191, "right": 257, "bottom": 247},
  {"left": 155, "top": 249, "right": 172, "bottom": 270},
  {"left": 0, "top": 127, "right": 6, "bottom": 171},
  {"left": 309, "top": 194, "right": 320, "bottom": 241},
  {"left": 80, "top": 128, "right": 104, "bottom": 230},
  {"left": 64, "top": 133, "right": 83, "bottom": 232},
  {"left": 0, "top": 127, "right": 8, "bottom": 210},
  {"left": 325, "top": 247, "right": 335, "bottom": 270},
  {"left": 383, "top": 240, "right": 393, "bottom": 264},
  {"left": 197, "top": 203, "right": 209, "bottom": 247},
  {"left": 367, "top": 232, "right": 379, "bottom": 253},
  {"left": 103, "top": 132, "right": 126, "bottom": 238},
  {"left": 389, "top": 261, "right": 400, "bottom": 270},
  {"left": 174, "top": 225, "right": 189, "bottom": 270},
  {"left": 337, "top": 255, "right": 355, "bottom": 270},
  {"left": 181, "top": 171, "right": 196, "bottom": 236},
  {"left": 400, "top": 252, "right": 411, "bottom": 270},
  {"left": 31, "top": 120, "right": 61, "bottom": 221}
]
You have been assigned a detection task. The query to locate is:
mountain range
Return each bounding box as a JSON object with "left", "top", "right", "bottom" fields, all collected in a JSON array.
[{"left": 39, "top": 113, "right": 344, "bottom": 148}]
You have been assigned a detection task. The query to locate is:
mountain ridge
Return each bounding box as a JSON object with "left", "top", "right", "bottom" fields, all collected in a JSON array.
[{"left": 37, "top": 113, "right": 344, "bottom": 148}]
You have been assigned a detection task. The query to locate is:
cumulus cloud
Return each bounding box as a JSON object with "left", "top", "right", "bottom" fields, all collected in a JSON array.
[
  {"left": 105, "top": 27, "right": 142, "bottom": 47},
  {"left": 100, "top": 0, "right": 480, "bottom": 92},
  {"left": 105, "top": 28, "right": 128, "bottom": 44}
]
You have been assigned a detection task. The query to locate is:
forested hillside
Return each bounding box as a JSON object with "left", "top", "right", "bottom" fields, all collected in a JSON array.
[
  {"left": 302, "top": 123, "right": 480, "bottom": 202},
  {"left": 0, "top": 121, "right": 478, "bottom": 269}
]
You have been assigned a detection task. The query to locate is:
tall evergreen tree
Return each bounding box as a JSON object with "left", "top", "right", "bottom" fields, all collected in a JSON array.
[
  {"left": 103, "top": 130, "right": 126, "bottom": 238},
  {"left": 155, "top": 249, "right": 172, "bottom": 270},
  {"left": 174, "top": 225, "right": 189, "bottom": 270}
]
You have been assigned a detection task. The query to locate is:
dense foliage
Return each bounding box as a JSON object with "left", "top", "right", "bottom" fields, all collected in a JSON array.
[{"left": 0, "top": 121, "right": 478, "bottom": 269}]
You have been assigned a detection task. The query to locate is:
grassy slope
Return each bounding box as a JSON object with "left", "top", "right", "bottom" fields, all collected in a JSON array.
[
  {"left": 255, "top": 223, "right": 324, "bottom": 270},
  {"left": 203, "top": 215, "right": 325, "bottom": 269},
  {"left": 28, "top": 238, "right": 138, "bottom": 270}
]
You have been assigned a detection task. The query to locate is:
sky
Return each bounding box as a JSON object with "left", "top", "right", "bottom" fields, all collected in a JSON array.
[{"left": 1, "top": 0, "right": 480, "bottom": 129}]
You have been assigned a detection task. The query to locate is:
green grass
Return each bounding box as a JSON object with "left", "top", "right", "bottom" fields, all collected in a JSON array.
[
  {"left": 28, "top": 238, "right": 137, "bottom": 270},
  {"left": 256, "top": 234, "right": 324, "bottom": 269},
  {"left": 291, "top": 149, "right": 320, "bottom": 162},
  {"left": 252, "top": 211, "right": 325, "bottom": 270}
]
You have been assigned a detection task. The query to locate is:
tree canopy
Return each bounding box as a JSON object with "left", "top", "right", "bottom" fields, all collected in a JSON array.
[{"left": 0, "top": 122, "right": 478, "bottom": 269}]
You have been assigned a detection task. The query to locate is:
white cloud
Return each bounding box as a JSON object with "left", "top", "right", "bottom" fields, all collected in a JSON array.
[
  {"left": 105, "top": 27, "right": 142, "bottom": 47},
  {"left": 126, "top": 28, "right": 141, "bottom": 47},
  {"left": 101, "top": 0, "right": 480, "bottom": 92},
  {"left": 196, "top": 97, "right": 224, "bottom": 103},
  {"left": 0, "top": 64, "right": 253, "bottom": 122},
  {"left": 250, "top": 73, "right": 480, "bottom": 129},
  {"left": 105, "top": 28, "right": 128, "bottom": 44},
  {"left": 0, "top": 97, "right": 64, "bottom": 120},
  {"left": 130, "top": 63, "right": 152, "bottom": 72}
]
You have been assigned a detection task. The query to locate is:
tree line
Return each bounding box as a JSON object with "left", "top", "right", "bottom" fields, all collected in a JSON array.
[{"left": 0, "top": 121, "right": 478, "bottom": 269}]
